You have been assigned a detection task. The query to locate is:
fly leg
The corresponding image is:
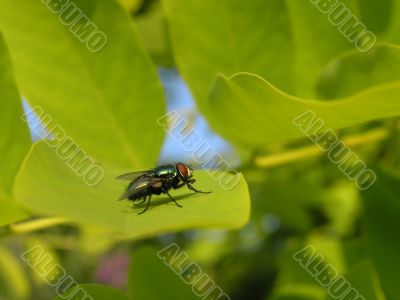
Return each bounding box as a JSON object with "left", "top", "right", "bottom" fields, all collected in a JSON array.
[
  {"left": 137, "top": 195, "right": 152, "bottom": 215},
  {"left": 173, "top": 182, "right": 187, "bottom": 189},
  {"left": 186, "top": 179, "right": 211, "bottom": 194},
  {"left": 163, "top": 188, "right": 182, "bottom": 208},
  {"left": 132, "top": 196, "right": 147, "bottom": 206}
]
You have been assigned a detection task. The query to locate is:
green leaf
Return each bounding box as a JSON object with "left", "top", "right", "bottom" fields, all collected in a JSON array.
[
  {"left": 317, "top": 44, "right": 400, "bottom": 99},
  {"left": 362, "top": 169, "right": 400, "bottom": 299},
  {"left": 14, "top": 142, "right": 250, "bottom": 238},
  {"left": 363, "top": 0, "right": 400, "bottom": 44},
  {"left": 245, "top": 168, "right": 322, "bottom": 231},
  {"left": 0, "top": 246, "right": 30, "bottom": 300},
  {"left": 24, "top": 238, "right": 61, "bottom": 287},
  {"left": 272, "top": 238, "right": 328, "bottom": 300},
  {"left": 0, "top": 33, "right": 30, "bottom": 225},
  {"left": 279, "top": 0, "right": 355, "bottom": 97},
  {"left": 325, "top": 260, "right": 386, "bottom": 300},
  {"left": 128, "top": 247, "right": 198, "bottom": 300},
  {"left": 357, "top": 0, "right": 393, "bottom": 36},
  {"left": 0, "top": 0, "right": 165, "bottom": 169},
  {"left": 207, "top": 73, "right": 400, "bottom": 148},
  {"left": 54, "top": 284, "right": 131, "bottom": 300},
  {"left": 0, "top": 33, "right": 30, "bottom": 195},
  {"left": 0, "top": 199, "right": 29, "bottom": 227},
  {"left": 135, "top": 3, "right": 174, "bottom": 67},
  {"left": 118, "top": 0, "right": 142, "bottom": 13},
  {"left": 271, "top": 284, "right": 326, "bottom": 300},
  {"left": 162, "top": 0, "right": 355, "bottom": 111}
]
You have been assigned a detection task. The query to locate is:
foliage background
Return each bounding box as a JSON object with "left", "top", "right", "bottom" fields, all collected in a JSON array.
[{"left": 0, "top": 0, "right": 399, "bottom": 299}]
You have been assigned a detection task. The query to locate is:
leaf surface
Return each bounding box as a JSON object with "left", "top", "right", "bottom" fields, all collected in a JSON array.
[
  {"left": 0, "top": 33, "right": 30, "bottom": 225},
  {"left": 0, "top": 0, "right": 165, "bottom": 169},
  {"left": 208, "top": 73, "right": 400, "bottom": 147},
  {"left": 14, "top": 142, "right": 250, "bottom": 239}
]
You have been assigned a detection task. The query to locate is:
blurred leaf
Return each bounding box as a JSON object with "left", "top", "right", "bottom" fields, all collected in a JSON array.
[
  {"left": 185, "top": 231, "right": 229, "bottom": 266},
  {"left": 271, "top": 284, "right": 325, "bottom": 300},
  {"left": 357, "top": 0, "right": 393, "bottom": 35},
  {"left": 246, "top": 165, "right": 365, "bottom": 236},
  {"left": 275, "top": 242, "right": 325, "bottom": 288},
  {"left": 0, "top": 198, "right": 28, "bottom": 227},
  {"left": 305, "top": 235, "right": 346, "bottom": 274},
  {"left": 0, "top": 33, "right": 30, "bottom": 225},
  {"left": 54, "top": 284, "right": 131, "bottom": 300},
  {"left": 79, "top": 226, "right": 116, "bottom": 255},
  {"left": 0, "top": 33, "right": 30, "bottom": 195},
  {"left": 380, "top": 122, "right": 400, "bottom": 174},
  {"left": 317, "top": 44, "right": 400, "bottom": 99},
  {"left": 321, "top": 181, "right": 361, "bottom": 236},
  {"left": 272, "top": 234, "right": 347, "bottom": 300},
  {"left": 362, "top": 169, "right": 400, "bottom": 299},
  {"left": 24, "top": 238, "right": 60, "bottom": 287},
  {"left": 379, "top": 0, "right": 400, "bottom": 43},
  {"left": 135, "top": 3, "right": 174, "bottom": 66},
  {"left": 342, "top": 239, "right": 369, "bottom": 270},
  {"left": 325, "top": 260, "right": 386, "bottom": 300},
  {"left": 128, "top": 247, "right": 198, "bottom": 300},
  {"left": 0, "top": 246, "right": 30, "bottom": 300},
  {"left": 208, "top": 73, "right": 400, "bottom": 148},
  {"left": 245, "top": 168, "right": 322, "bottom": 231},
  {"left": 272, "top": 238, "right": 328, "bottom": 300},
  {"left": 118, "top": 0, "right": 142, "bottom": 13},
  {"left": 0, "top": 0, "right": 165, "bottom": 170},
  {"left": 14, "top": 142, "right": 250, "bottom": 238}
]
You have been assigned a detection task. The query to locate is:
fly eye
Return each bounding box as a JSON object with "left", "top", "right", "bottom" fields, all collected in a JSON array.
[{"left": 177, "top": 163, "right": 189, "bottom": 178}]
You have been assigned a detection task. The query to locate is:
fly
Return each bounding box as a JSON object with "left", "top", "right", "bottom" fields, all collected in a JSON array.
[{"left": 116, "top": 162, "right": 211, "bottom": 214}]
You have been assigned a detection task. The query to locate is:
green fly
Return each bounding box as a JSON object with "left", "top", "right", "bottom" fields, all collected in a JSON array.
[{"left": 116, "top": 162, "right": 211, "bottom": 214}]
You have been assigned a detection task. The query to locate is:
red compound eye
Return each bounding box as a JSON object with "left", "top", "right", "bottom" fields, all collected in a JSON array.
[{"left": 177, "top": 163, "right": 189, "bottom": 178}]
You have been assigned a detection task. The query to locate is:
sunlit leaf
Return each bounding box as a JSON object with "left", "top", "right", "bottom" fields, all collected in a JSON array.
[
  {"left": 14, "top": 142, "right": 250, "bottom": 239},
  {"left": 0, "top": 33, "right": 30, "bottom": 225},
  {"left": 162, "top": 0, "right": 355, "bottom": 112},
  {"left": 0, "top": 198, "right": 28, "bottom": 227},
  {"left": 317, "top": 44, "right": 400, "bottom": 99},
  {"left": 135, "top": 3, "right": 174, "bottom": 66},
  {"left": 0, "top": 0, "right": 165, "bottom": 170},
  {"left": 208, "top": 73, "right": 400, "bottom": 148}
]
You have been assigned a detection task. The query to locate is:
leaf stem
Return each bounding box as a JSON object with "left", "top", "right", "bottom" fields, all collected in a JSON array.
[
  {"left": 254, "top": 127, "right": 389, "bottom": 168},
  {"left": 0, "top": 217, "right": 70, "bottom": 238}
]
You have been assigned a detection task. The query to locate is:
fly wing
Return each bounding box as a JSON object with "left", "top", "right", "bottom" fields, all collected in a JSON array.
[
  {"left": 118, "top": 176, "right": 163, "bottom": 200},
  {"left": 118, "top": 189, "right": 138, "bottom": 201},
  {"left": 116, "top": 170, "right": 152, "bottom": 181}
]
